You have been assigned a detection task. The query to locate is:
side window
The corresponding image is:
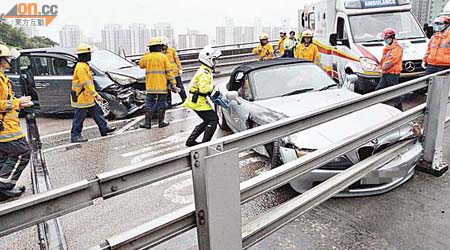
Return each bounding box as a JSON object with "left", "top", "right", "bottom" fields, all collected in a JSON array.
[
  {"left": 52, "top": 58, "right": 75, "bottom": 75},
  {"left": 238, "top": 77, "right": 252, "bottom": 101},
  {"left": 337, "top": 17, "right": 348, "bottom": 40},
  {"left": 30, "top": 57, "right": 52, "bottom": 76},
  {"left": 308, "top": 12, "right": 316, "bottom": 30},
  {"left": 4, "top": 59, "right": 19, "bottom": 75}
]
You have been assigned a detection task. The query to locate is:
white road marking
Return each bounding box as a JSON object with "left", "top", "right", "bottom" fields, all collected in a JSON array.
[
  {"left": 163, "top": 178, "right": 194, "bottom": 205},
  {"left": 116, "top": 116, "right": 145, "bottom": 134},
  {"left": 121, "top": 131, "right": 191, "bottom": 158},
  {"left": 130, "top": 144, "right": 186, "bottom": 164},
  {"left": 42, "top": 116, "right": 198, "bottom": 153},
  {"left": 40, "top": 119, "right": 129, "bottom": 140},
  {"left": 40, "top": 106, "right": 187, "bottom": 139}
]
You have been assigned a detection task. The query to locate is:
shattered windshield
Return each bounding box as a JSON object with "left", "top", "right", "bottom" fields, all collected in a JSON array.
[
  {"left": 250, "top": 64, "right": 335, "bottom": 100},
  {"left": 349, "top": 11, "right": 424, "bottom": 43}
]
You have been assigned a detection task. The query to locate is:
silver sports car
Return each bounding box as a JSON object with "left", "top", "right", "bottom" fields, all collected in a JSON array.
[{"left": 216, "top": 58, "right": 422, "bottom": 197}]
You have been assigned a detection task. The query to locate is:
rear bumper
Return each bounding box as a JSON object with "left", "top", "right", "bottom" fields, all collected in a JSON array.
[
  {"left": 289, "top": 141, "right": 423, "bottom": 197},
  {"left": 354, "top": 72, "right": 425, "bottom": 94}
]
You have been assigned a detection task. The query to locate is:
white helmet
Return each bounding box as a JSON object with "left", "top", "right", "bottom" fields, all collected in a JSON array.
[
  {"left": 160, "top": 36, "right": 169, "bottom": 46},
  {"left": 199, "top": 45, "right": 221, "bottom": 68}
]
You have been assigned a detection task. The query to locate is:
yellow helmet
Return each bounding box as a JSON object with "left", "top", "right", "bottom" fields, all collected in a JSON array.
[
  {"left": 148, "top": 37, "right": 163, "bottom": 47},
  {"left": 302, "top": 30, "right": 314, "bottom": 38},
  {"left": 76, "top": 44, "right": 92, "bottom": 54},
  {"left": 0, "top": 44, "right": 12, "bottom": 58},
  {"left": 259, "top": 33, "right": 269, "bottom": 40}
]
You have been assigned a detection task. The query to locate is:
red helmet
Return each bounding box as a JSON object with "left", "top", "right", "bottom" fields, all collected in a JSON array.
[
  {"left": 435, "top": 16, "right": 450, "bottom": 24},
  {"left": 382, "top": 28, "right": 396, "bottom": 39}
]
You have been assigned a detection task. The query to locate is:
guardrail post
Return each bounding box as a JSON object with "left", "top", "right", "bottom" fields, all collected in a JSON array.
[
  {"left": 417, "top": 75, "right": 450, "bottom": 176},
  {"left": 191, "top": 144, "right": 242, "bottom": 250}
]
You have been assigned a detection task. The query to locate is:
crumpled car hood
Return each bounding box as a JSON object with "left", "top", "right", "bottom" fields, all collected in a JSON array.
[
  {"left": 253, "top": 89, "right": 402, "bottom": 149},
  {"left": 107, "top": 66, "right": 146, "bottom": 82}
]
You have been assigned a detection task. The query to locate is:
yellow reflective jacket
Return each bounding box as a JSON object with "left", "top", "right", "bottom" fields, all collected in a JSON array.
[
  {"left": 277, "top": 38, "right": 286, "bottom": 56},
  {"left": 252, "top": 43, "right": 274, "bottom": 61},
  {"left": 139, "top": 52, "right": 175, "bottom": 94},
  {"left": 71, "top": 62, "right": 98, "bottom": 108},
  {"left": 0, "top": 72, "right": 24, "bottom": 142},
  {"left": 165, "top": 47, "right": 182, "bottom": 77},
  {"left": 183, "top": 65, "right": 213, "bottom": 111},
  {"left": 295, "top": 43, "right": 321, "bottom": 66}
]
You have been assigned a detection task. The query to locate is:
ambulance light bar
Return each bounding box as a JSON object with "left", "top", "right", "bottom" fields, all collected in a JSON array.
[{"left": 345, "top": 0, "right": 410, "bottom": 9}]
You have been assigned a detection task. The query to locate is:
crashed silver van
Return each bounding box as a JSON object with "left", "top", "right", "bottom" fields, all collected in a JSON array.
[{"left": 216, "top": 59, "right": 422, "bottom": 197}]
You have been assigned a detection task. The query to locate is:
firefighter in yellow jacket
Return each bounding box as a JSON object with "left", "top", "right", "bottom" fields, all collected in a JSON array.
[
  {"left": 139, "top": 37, "right": 176, "bottom": 129},
  {"left": 0, "top": 44, "right": 33, "bottom": 201},
  {"left": 70, "top": 44, "right": 116, "bottom": 143},
  {"left": 184, "top": 45, "right": 222, "bottom": 147},
  {"left": 252, "top": 33, "right": 274, "bottom": 61},
  {"left": 295, "top": 30, "right": 321, "bottom": 66},
  {"left": 162, "top": 37, "right": 187, "bottom": 107},
  {"left": 277, "top": 31, "right": 287, "bottom": 56}
]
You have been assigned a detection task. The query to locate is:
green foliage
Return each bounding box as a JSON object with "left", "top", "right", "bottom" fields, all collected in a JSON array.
[{"left": 0, "top": 22, "right": 58, "bottom": 49}]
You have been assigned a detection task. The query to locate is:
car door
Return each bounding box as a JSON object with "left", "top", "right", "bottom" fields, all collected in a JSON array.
[
  {"left": 332, "top": 15, "right": 353, "bottom": 83},
  {"left": 228, "top": 76, "right": 254, "bottom": 132},
  {"left": 30, "top": 54, "right": 75, "bottom": 113}
]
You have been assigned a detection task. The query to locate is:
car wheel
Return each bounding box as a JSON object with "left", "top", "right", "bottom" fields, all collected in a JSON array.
[
  {"left": 98, "top": 92, "right": 115, "bottom": 120},
  {"left": 264, "top": 140, "right": 283, "bottom": 168},
  {"left": 216, "top": 104, "right": 231, "bottom": 131}
]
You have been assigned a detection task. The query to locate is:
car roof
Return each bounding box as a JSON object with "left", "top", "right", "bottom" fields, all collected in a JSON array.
[
  {"left": 227, "top": 58, "right": 313, "bottom": 91},
  {"left": 20, "top": 47, "right": 77, "bottom": 56}
]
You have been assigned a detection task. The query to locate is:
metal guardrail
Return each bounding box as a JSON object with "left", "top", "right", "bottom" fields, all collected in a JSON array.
[
  {"left": 26, "top": 112, "right": 67, "bottom": 249},
  {"left": 125, "top": 40, "right": 279, "bottom": 58},
  {"left": 0, "top": 69, "right": 449, "bottom": 249}
]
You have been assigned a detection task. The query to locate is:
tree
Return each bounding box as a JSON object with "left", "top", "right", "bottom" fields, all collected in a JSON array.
[
  {"left": 28, "top": 36, "right": 59, "bottom": 48},
  {"left": 0, "top": 22, "right": 58, "bottom": 49}
]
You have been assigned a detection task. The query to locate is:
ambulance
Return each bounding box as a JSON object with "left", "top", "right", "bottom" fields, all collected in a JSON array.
[
  {"left": 299, "top": 0, "right": 428, "bottom": 94},
  {"left": 439, "top": 2, "right": 450, "bottom": 18},
  {"left": 424, "top": 2, "right": 450, "bottom": 38}
]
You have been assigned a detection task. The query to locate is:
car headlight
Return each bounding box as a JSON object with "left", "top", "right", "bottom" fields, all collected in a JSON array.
[
  {"left": 360, "top": 57, "right": 380, "bottom": 72},
  {"left": 108, "top": 72, "right": 137, "bottom": 86}
]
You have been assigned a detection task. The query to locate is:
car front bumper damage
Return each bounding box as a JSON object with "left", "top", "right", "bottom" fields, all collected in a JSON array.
[{"left": 287, "top": 140, "right": 423, "bottom": 197}]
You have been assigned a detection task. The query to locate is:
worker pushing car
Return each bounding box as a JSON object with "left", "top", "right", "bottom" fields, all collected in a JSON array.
[{"left": 184, "top": 45, "right": 223, "bottom": 147}]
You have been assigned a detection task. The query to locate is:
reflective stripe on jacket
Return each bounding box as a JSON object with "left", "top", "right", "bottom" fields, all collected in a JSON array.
[
  {"left": 71, "top": 62, "right": 97, "bottom": 108},
  {"left": 424, "top": 30, "right": 450, "bottom": 66},
  {"left": 252, "top": 43, "right": 274, "bottom": 61},
  {"left": 183, "top": 65, "right": 213, "bottom": 111},
  {"left": 0, "top": 72, "right": 24, "bottom": 142},
  {"left": 139, "top": 52, "right": 175, "bottom": 94},
  {"left": 165, "top": 47, "right": 182, "bottom": 77},
  {"left": 380, "top": 40, "right": 403, "bottom": 74},
  {"left": 295, "top": 43, "right": 321, "bottom": 65},
  {"left": 277, "top": 38, "right": 286, "bottom": 55}
]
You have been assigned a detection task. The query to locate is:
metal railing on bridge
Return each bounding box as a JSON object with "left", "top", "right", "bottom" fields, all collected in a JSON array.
[{"left": 0, "top": 69, "right": 449, "bottom": 250}]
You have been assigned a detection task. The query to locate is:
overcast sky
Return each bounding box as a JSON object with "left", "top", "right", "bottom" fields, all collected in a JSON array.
[{"left": 2, "top": 0, "right": 305, "bottom": 42}]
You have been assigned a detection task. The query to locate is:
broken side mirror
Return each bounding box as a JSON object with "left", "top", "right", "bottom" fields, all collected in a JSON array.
[
  {"left": 329, "top": 33, "right": 337, "bottom": 46},
  {"left": 226, "top": 91, "right": 241, "bottom": 105},
  {"left": 347, "top": 74, "right": 358, "bottom": 84}
]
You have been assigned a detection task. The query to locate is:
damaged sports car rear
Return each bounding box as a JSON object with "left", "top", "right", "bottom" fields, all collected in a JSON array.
[
  {"left": 6, "top": 48, "right": 146, "bottom": 119},
  {"left": 216, "top": 59, "right": 423, "bottom": 197}
]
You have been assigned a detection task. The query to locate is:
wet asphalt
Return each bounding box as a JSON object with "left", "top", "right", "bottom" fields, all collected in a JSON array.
[{"left": 1, "top": 79, "right": 450, "bottom": 249}]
